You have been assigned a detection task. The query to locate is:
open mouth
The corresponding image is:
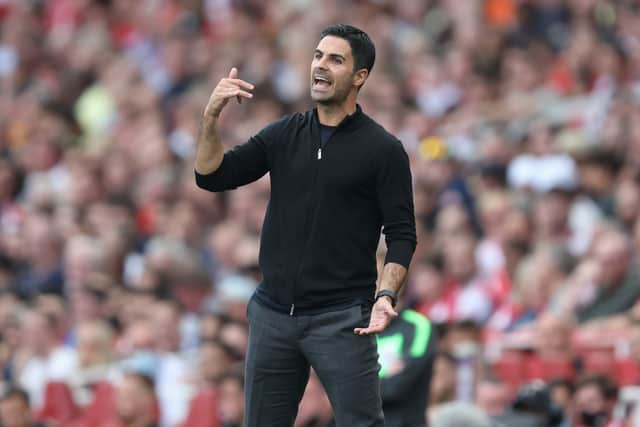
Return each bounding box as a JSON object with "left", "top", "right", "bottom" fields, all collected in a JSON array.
[{"left": 313, "top": 76, "right": 332, "bottom": 90}]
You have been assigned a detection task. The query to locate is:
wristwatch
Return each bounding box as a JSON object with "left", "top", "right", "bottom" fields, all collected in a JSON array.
[{"left": 375, "top": 290, "right": 397, "bottom": 308}]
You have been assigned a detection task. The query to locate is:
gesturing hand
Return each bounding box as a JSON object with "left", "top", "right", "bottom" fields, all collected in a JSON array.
[
  {"left": 203, "top": 67, "right": 254, "bottom": 119},
  {"left": 354, "top": 297, "right": 398, "bottom": 335}
]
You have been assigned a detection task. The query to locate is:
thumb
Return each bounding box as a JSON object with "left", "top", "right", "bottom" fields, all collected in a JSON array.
[
  {"left": 376, "top": 297, "right": 398, "bottom": 316},
  {"left": 382, "top": 302, "right": 398, "bottom": 317}
]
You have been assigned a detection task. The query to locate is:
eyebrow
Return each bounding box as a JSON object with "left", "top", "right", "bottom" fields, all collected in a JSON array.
[{"left": 314, "top": 49, "right": 346, "bottom": 62}]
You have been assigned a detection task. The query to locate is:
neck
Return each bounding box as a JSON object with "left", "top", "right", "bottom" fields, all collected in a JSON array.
[
  {"left": 316, "top": 95, "right": 357, "bottom": 126},
  {"left": 35, "top": 341, "right": 56, "bottom": 357}
]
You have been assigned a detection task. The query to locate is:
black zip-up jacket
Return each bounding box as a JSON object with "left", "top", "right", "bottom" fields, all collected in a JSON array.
[{"left": 195, "top": 105, "right": 416, "bottom": 311}]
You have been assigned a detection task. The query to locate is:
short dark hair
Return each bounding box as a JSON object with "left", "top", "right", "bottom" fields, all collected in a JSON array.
[
  {"left": 548, "top": 378, "right": 575, "bottom": 395},
  {"left": 319, "top": 24, "right": 375, "bottom": 74},
  {"left": 576, "top": 374, "right": 617, "bottom": 401},
  {"left": 0, "top": 385, "right": 30, "bottom": 406},
  {"left": 123, "top": 371, "right": 156, "bottom": 394},
  {"left": 200, "top": 337, "right": 238, "bottom": 361}
]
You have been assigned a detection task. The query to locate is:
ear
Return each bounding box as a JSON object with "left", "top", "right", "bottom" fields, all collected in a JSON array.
[{"left": 353, "top": 68, "right": 369, "bottom": 89}]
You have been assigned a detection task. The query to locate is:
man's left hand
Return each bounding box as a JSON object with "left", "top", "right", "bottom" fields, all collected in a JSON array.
[{"left": 353, "top": 297, "right": 397, "bottom": 335}]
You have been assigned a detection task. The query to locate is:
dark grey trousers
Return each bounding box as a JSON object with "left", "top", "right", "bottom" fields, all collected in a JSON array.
[{"left": 244, "top": 296, "right": 385, "bottom": 427}]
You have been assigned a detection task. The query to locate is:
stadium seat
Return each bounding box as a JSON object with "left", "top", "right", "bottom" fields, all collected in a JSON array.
[
  {"left": 525, "top": 355, "right": 576, "bottom": 382},
  {"left": 493, "top": 351, "right": 527, "bottom": 390},
  {"left": 37, "top": 381, "right": 81, "bottom": 425},
  {"left": 615, "top": 359, "right": 640, "bottom": 386},
  {"left": 580, "top": 350, "right": 616, "bottom": 376},
  {"left": 78, "top": 380, "right": 161, "bottom": 427},
  {"left": 181, "top": 386, "right": 221, "bottom": 427},
  {"left": 79, "top": 381, "right": 117, "bottom": 427}
]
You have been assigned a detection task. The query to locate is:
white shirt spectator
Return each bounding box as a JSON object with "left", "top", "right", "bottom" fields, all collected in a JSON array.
[
  {"left": 19, "top": 346, "right": 77, "bottom": 410},
  {"left": 507, "top": 153, "right": 577, "bottom": 193},
  {"left": 155, "top": 352, "right": 195, "bottom": 427}
]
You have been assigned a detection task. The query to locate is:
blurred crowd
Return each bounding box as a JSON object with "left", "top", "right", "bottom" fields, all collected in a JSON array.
[{"left": 2, "top": 0, "right": 640, "bottom": 426}]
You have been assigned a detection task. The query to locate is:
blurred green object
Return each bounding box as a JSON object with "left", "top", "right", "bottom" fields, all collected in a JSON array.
[{"left": 74, "top": 84, "right": 115, "bottom": 143}]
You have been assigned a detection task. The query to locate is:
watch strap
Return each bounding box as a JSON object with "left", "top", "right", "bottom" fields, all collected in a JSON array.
[{"left": 375, "top": 289, "right": 398, "bottom": 307}]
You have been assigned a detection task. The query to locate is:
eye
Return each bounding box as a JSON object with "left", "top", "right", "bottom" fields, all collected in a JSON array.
[
  {"left": 333, "top": 58, "right": 343, "bottom": 64},
  {"left": 314, "top": 52, "right": 322, "bottom": 59}
]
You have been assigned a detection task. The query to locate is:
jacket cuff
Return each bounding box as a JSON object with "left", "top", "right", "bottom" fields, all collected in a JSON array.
[
  {"left": 384, "top": 239, "right": 416, "bottom": 269},
  {"left": 195, "top": 168, "right": 224, "bottom": 191}
]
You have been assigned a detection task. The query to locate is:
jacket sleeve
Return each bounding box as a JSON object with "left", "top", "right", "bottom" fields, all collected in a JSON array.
[
  {"left": 377, "top": 140, "right": 417, "bottom": 268},
  {"left": 195, "top": 118, "right": 285, "bottom": 192}
]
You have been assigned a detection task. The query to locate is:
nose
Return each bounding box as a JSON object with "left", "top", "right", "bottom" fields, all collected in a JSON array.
[{"left": 315, "top": 55, "right": 329, "bottom": 70}]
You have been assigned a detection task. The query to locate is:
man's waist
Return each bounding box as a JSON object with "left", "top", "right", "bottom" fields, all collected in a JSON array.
[{"left": 254, "top": 285, "right": 372, "bottom": 316}]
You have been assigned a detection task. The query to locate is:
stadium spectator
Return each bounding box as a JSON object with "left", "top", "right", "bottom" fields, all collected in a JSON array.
[
  {"left": 423, "top": 234, "right": 493, "bottom": 324},
  {"left": 549, "top": 378, "right": 575, "bottom": 427},
  {"left": 572, "top": 374, "right": 618, "bottom": 427},
  {"left": 15, "top": 309, "right": 76, "bottom": 410},
  {"left": 13, "top": 212, "right": 64, "bottom": 300},
  {"left": 429, "top": 352, "right": 457, "bottom": 416},
  {"left": 197, "top": 339, "right": 234, "bottom": 387},
  {"left": 474, "top": 377, "right": 510, "bottom": 418},
  {"left": 112, "top": 372, "right": 158, "bottom": 427},
  {"left": 576, "top": 228, "right": 640, "bottom": 323},
  {"left": 69, "top": 319, "right": 118, "bottom": 405},
  {"left": 0, "top": 386, "right": 52, "bottom": 427},
  {"left": 218, "top": 372, "right": 246, "bottom": 427},
  {"left": 533, "top": 312, "right": 575, "bottom": 360},
  {"left": 495, "top": 381, "right": 565, "bottom": 427},
  {"left": 430, "top": 401, "right": 491, "bottom": 427}
]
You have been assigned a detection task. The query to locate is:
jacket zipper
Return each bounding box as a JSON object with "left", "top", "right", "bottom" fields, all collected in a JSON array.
[{"left": 292, "top": 127, "right": 333, "bottom": 315}]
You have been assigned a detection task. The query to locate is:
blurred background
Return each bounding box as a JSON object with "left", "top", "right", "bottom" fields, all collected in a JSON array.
[{"left": 2, "top": 0, "right": 640, "bottom": 426}]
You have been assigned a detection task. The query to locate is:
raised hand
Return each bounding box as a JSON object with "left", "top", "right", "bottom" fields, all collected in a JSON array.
[{"left": 203, "top": 67, "right": 254, "bottom": 119}]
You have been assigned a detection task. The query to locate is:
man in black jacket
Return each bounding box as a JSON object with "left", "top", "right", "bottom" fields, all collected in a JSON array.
[{"left": 195, "top": 24, "right": 416, "bottom": 427}]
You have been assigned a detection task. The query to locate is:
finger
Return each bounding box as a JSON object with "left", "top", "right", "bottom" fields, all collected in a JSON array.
[
  {"left": 232, "top": 88, "right": 252, "bottom": 104},
  {"left": 353, "top": 324, "right": 384, "bottom": 335},
  {"left": 223, "top": 79, "right": 254, "bottom": 104},
  {"left": 228, "top": 68, "right": 241, "bottom": 103},
  {"left": 226, "top": 79, "right": 255, "bottom": 90},
  {"left": 355, "top": 320, "right": 386, "bottom": 334},
  {"left": 233, "top": 89, "right": 253, "bottom": 99},
  {"left": 217, "top": 83, "right": 242, "bottom": 104},
  {"left": 218, "top": 88, "right": 253, "bottom": 99}
]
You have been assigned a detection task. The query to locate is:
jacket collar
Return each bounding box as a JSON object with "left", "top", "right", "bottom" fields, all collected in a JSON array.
[{"left": 312, "top": 104, "right": 364, "bottom": 130}]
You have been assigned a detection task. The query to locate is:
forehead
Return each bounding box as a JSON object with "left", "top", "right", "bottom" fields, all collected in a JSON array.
[
  {"left": 0, "top": 395, "right": 27, "bottom": 409},
  {"left": 316, "top": 36, "right": 352, "bottom": 58},
  {"left": 576, "top": 384, "right": 603, "bottom": 400}
]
